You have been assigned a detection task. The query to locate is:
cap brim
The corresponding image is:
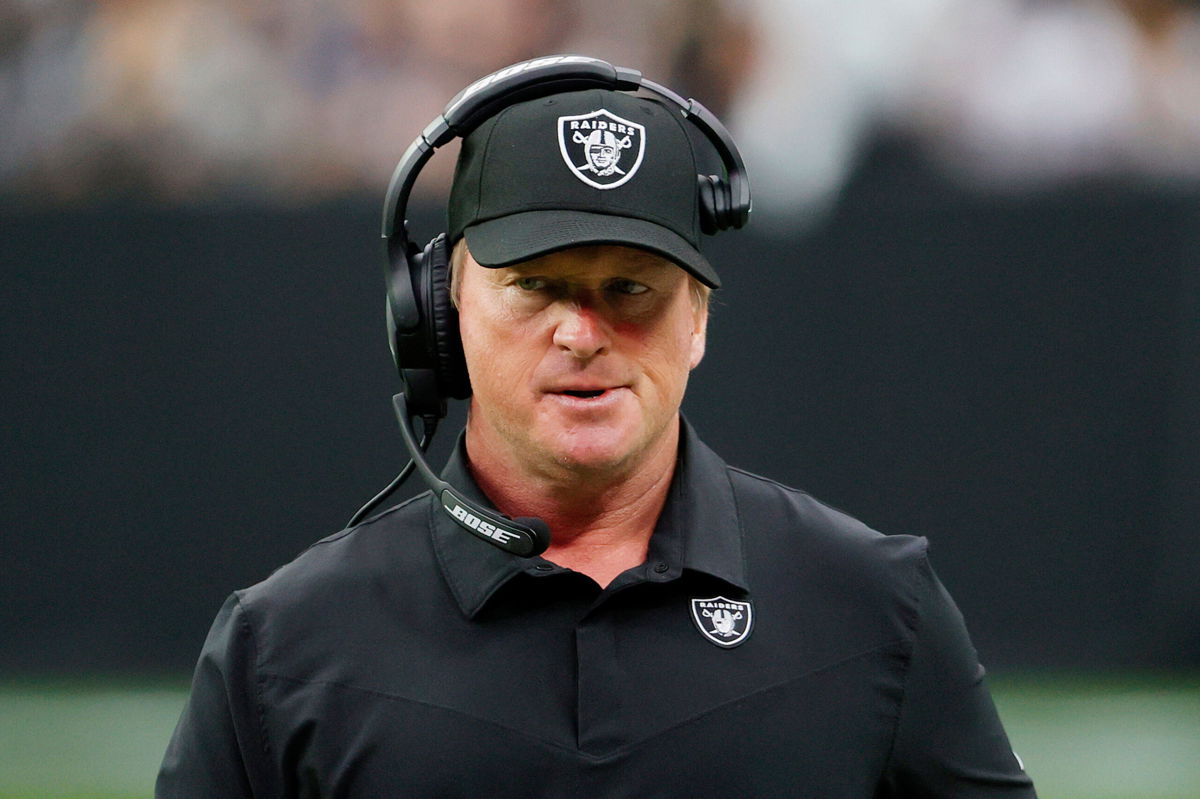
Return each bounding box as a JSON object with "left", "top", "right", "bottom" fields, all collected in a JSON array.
[{"left": 462, "top": 210, "right": 720, "bottom": 289}]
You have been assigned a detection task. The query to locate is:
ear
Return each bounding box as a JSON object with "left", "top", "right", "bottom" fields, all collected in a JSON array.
[{"left": 688, "top": 301, "right": 708, "bottom": 370}]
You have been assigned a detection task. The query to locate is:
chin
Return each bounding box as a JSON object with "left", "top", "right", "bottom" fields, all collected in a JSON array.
[
  {"left": 533, "top": 415, "right": 654, "bottom": 473},
  {"left": 545, "top": 430, "right": 638, "bottom": 473}
]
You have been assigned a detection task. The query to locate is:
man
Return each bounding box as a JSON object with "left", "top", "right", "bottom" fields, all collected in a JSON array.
[{"left": 159, "top": 66, "right": 1037, "bottom": 797}]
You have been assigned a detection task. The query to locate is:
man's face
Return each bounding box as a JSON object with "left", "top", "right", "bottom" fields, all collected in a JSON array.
[
  {"left": 589, "top": 143, "right": 617, "bottom": 169},
  {"left": 458, "top": 244, "right": 707, "bottom": 480}
]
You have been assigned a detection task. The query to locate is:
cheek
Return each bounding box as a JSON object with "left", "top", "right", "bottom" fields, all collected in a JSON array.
[
  {"left": 638, "top": 322, "right": 702, "bottom": 397},
  {"left": 460, "top": 318, "right": 499, "bottom": 391},
  {"left": 461, "top": 315, "right": 540, "bottom": 398}
]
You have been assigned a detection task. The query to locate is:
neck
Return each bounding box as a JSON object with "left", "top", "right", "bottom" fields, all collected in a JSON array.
[{"left": 465, "top": 417, "right": 681, "bottom": 587}]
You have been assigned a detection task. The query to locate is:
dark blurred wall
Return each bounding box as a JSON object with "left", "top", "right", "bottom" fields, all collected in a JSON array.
[{"left": 3, "top": 144, "right": 1198, "bottom": 674}]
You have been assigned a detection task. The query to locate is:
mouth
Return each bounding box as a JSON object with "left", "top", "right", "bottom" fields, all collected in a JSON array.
[{"left": 545, "top": 385, "right": 628, "bottom": 405}]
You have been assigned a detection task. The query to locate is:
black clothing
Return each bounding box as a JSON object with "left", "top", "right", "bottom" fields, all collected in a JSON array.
[{"left": 158, "top": 423, "right": 1035, "bottom": 797}]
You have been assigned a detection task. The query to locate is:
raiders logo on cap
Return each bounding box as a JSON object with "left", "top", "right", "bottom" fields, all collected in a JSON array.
[
  {"left": 690, "top": 596, "right": 754, "bottom": 648},
  {"left": 557, "top": 109, "right": 646, "bottom": 189}
]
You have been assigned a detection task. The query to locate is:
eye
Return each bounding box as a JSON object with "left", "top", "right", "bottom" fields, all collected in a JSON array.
[
  {"left": 514, "top": 276, "right": 548, "bottom": 291},
  {"left": 608, "top": 278, "right": 649, "bottom": 296}
]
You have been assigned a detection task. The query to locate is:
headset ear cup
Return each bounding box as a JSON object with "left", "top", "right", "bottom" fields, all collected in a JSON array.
[
  {"left": 387, "top": 240, "right": 420, "bottom": 378},
  {"left": 697, "top": 174, "right": 735, "bottom": 235},
  {"left": 424, "top": 234, "right": 471, "bottom": 400}
]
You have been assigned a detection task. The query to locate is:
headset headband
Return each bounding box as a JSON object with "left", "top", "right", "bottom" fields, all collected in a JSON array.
[{"left": 381, "top": 54, "right": 750, "bottom": 256}]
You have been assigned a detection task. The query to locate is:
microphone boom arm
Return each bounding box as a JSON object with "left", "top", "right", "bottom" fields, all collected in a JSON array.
[{"left": 391, "top": 393, "right": 551, "bottom": 557}]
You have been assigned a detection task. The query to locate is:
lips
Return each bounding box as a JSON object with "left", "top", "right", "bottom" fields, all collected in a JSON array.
[{"left": 543, "top": 383, "right": 629, "bottom": 404}]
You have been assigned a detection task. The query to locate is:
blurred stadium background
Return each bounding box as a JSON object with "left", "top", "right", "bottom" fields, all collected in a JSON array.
[{"left": 3, "top": 0, "right": 1199, "bottom": 796}]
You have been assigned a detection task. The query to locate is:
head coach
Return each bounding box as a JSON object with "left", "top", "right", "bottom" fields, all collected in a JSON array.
[{"left": 158, "top": 56, "right": 1037, "bottom": 798}]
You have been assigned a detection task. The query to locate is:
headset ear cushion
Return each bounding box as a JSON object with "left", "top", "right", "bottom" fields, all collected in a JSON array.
[
  {"left": 424, "top": 234, "right": 471, "bottom": 400},
  {"left": 697, "top": 175, "right": 718, "bottom": 235}
]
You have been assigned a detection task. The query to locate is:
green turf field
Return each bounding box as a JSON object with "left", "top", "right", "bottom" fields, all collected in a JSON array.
[{"left": 1, "top": 672, "right": 1197, "bottom": 798}]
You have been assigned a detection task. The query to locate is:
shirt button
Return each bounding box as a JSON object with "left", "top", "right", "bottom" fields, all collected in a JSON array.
[
  {"left": 534, "top": 564, "right": 555, "bottom": 572},
  {"left": 653, "top": 562, "right": 669, "bottom": 574}
]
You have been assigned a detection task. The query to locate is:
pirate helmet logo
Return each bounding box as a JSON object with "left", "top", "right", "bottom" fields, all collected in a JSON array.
[
  {"left": 690, "top": 596, "right": 754, "bottom": 648},
  {"left": 557, "top": 109, "right": 646, "bottom": 189}
]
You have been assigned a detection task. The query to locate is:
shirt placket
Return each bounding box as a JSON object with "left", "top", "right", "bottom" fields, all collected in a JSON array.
[
  {"left": 575, "top": 606, "right": 626, "bottom": 754},
  {"left": 572, "top": 562, "right": 680, "bottom": 755}
]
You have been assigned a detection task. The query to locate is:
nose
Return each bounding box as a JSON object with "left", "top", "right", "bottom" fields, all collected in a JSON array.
[{"left": 552, "top": 300, "right": 610, "bottom": 360}]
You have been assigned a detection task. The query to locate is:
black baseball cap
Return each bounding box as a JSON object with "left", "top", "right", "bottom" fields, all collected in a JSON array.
[{"left": 448, "top": 88, "right": 720, "bottom": 288}]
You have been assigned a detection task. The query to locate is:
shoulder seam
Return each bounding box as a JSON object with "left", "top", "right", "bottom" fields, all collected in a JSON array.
[
  {"left": 876, "top": 545, "right": 932, "bottom": 782},
  {"left": 726, "top": 465, "right": 815, "bottom": 497},
  {"left": 232, "top": 591, "right": 275, "bottom": 782},
  {"left": 726, "top": 465, "right": 864, "bottom": 523},
  {"left": 299, "top": 490, "right": 433, "bottom": 554}
]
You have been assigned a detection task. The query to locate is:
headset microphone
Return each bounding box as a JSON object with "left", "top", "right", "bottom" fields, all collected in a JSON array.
[{"left": 392, "top": 393, "right": 552, "bottom": 557}]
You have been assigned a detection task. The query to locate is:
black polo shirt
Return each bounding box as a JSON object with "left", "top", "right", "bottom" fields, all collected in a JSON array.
[{"left": 158, "top": 421, "right": 1035, "bottom": 798}]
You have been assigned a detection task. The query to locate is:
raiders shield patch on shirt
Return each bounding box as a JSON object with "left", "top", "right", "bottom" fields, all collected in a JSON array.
[{"left": 690, "top": 596, "right": 754, "bottom": 648}]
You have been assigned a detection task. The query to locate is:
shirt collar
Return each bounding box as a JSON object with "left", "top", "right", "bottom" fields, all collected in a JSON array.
[{"left": 431, "top": 416, "right": 749, "bottom": 619}]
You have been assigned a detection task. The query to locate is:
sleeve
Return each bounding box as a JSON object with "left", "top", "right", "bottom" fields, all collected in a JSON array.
[
  {"left": 878, "top": 555, "right": 1037, "bottom": 797},
  {"left": 156, "top": 593, "right": 274, "bottom": 798}
]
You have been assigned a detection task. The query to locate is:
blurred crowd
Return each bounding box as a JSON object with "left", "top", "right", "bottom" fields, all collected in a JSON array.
[
  {"left": 733, "top": 0, "right": 1200, "bottom": 223},
  {"left": 2, "top": 0, "right": 1199, "bottom": 222}
]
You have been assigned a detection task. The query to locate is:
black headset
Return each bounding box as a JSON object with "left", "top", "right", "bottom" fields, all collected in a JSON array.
[
  {"left": 352, "top": 55, "right": 751, "bottom": 554},
  {"left": 382, "top": 54, "right": 750, "bottom": 420}
]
